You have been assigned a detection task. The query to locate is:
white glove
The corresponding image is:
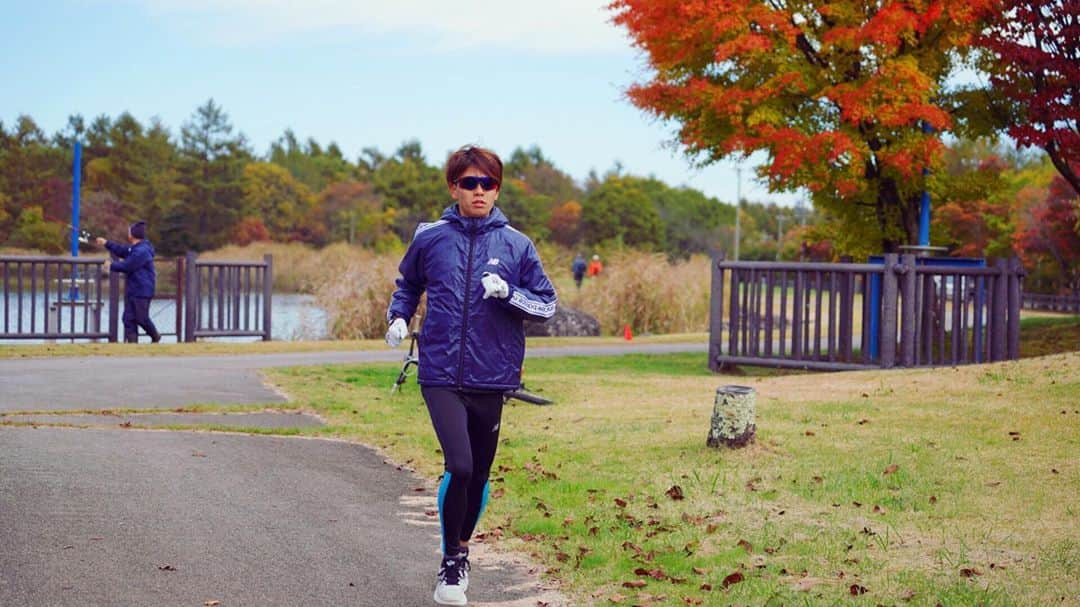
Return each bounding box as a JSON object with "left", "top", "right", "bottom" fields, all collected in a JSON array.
[
  {"left": 481, "top": 272, "right": 509, "bottom": 299},
  {"left": 385, "top": 318, "right": 409, "bottom": 347}
]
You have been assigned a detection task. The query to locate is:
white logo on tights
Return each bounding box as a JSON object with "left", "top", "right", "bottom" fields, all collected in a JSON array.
[{"left": 491, "top": 423, "right": 500, "bottom": 432}]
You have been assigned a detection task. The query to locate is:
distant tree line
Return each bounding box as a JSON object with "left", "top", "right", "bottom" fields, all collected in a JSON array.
[{"left": 0, "top": 99, "right": 753, "bottom": 259}]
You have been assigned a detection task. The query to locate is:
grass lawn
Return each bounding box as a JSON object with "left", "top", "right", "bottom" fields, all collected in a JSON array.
[
  {"left": 4, "top": 315, "right": 1076, "bottom": 605},
  {"left": 264, "top": 346, "right": 1079, "bottom": 606}
]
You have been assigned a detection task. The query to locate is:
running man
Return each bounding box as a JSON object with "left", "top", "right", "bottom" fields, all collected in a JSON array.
[{"left": 385, "top": 145, "right": 557, "bottom": 606}]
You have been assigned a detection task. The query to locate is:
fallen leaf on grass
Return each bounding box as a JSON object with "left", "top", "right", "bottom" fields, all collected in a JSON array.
[
  {"left": 792, "top": 578, "right": 818, "bottom": 592},
  {"left": 721, "top": 572, "right": 744, "bottom": 588},
  {"left": 665, "top": 485, "right": 685, "bottom": 500},
  {"left": 634, "top": 568, "right": 667, "bottom": 580},
  {"left": 622, "top": 580, "right": 647, "bottom": 588},
  {"left": 682, "top": 597, "right": 703, "bottom": 605},
  {"left": 607, "top": 593, "right": 626, "bottom": 603},
  {"left": 737, "top": 539, "right": 753, "bottom": 553},
  {"left": 614, "top": 498, "right": 628, "bottom": 508},
  {"left": 849, "top": 584, "right": 868, "bottom": 595},
  {"left": 692, "top": 567, "right": 707, "bottom": 575},
  {"left": 960, "top": 568, "right": 982, "bottom": 577},
  {"left": 883, "top": 464, "right": 899, "bottom": 475}
]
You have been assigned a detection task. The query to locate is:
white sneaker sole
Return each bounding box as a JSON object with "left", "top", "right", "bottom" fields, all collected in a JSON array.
[{"left": 433, "top": 589, "right": 467, "bottom": 606}]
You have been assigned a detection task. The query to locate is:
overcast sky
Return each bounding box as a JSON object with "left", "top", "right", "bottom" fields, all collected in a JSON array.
[{"left": 2, "top": 0, "right": 802, "bottom": 206}]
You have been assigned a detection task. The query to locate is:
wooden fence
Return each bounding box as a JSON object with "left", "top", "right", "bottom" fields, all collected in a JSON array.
[
  {"left": 709, "top": 254, "right": 1024, "bottom": 371},
  {"left": 1, "top": 253, "right": 272, "bottom": 343},
  {"left": 183, "top": 253, "right": 273, "bottom": 342},
  {"left": 0, "top": 256, "right": 113, "bottom": 341},
  {"left": 1021, "top": 292, "right": 1080, "bottom": 314}
]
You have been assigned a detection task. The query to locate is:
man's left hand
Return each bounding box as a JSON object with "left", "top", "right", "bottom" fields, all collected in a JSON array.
[{"left": 481, "top": 272, "right": 509, "bottom": 299}]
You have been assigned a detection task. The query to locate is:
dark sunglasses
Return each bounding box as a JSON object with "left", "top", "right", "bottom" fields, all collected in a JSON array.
[{"left": 455, "top": 176, "right": 499, "bottom": 191}]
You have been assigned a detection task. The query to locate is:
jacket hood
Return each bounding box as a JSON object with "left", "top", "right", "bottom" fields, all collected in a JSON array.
[
  {"left": 440, "top": 205, "right": 509, "bottom": 232},
  {"left": 136, "top": 240, "right": 155, "bottom": 256}
]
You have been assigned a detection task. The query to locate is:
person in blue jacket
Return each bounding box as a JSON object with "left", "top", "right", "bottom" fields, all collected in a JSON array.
[
  {"left": 385, "top": 145, "right": 557, "bottom": 606},
  {"left": 96, "top": 221, "right": 160, "bottom": 343}
]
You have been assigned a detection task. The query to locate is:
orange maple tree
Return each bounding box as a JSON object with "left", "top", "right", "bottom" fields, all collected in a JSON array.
[{"left": 610, "top": 0, "right": 994, "bottom": 251}]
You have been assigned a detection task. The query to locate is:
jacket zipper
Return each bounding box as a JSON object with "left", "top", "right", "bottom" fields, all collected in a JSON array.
[{"left": 456, "top": 227, "right": 477, "bottom": 388}]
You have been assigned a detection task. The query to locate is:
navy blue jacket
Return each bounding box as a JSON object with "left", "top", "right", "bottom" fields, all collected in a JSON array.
[
  {"left": 387, "top": 205, "right": 557, "bottom": 391},
  {"left": 105, "top": 239, "right": 157, "bottom": 298}
]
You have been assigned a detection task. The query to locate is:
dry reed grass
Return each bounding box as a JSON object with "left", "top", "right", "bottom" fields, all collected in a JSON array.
[
  {"left": 202, "top": 242, "right": 714, "bottom": 338},
  {"left": 570, "top": 250, "right": 712, "bottom": 335}
]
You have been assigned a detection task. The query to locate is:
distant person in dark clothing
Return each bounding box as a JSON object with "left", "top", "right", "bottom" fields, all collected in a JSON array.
[
  {"left": 571, "top": 253, "right": 586, "bottom": 289},
  {"left": 96, "top": 221, "right": 160, "bottom": 343}
]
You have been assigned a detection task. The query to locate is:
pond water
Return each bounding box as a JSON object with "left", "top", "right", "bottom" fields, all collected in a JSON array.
[{"left": 0, "top": 293, "right": 330, "bottom": 344}]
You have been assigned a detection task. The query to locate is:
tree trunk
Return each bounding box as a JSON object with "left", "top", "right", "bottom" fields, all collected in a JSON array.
[{"left": 707, "top": 385, "right": 756, "bottom": 448}]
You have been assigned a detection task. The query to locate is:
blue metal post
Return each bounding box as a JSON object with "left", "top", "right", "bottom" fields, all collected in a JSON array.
[
  {"left": 918, "top": 121, "right": 932, "bottom": 247},
  {"left": 70, "top": 141, "right": 82, "bottom": 301},
  {"left": 72, "top": 141, "right": 81, "bottom": 257}
]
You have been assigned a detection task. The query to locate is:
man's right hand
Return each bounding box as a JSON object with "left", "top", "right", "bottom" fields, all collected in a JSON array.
[
  {"left": 385, "top": 318, "right": 409, "bottom": 348},
  {"left": 95, "top": 237, "right": 107, "bottom": 246}
]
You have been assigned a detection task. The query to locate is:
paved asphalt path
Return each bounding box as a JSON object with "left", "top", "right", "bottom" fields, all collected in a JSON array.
[
  {"left": 0, "top": 342, "right": 706, "bottom": 606},
  {"left": 0, "top": 342, "right": 707, "bottom": 411}
]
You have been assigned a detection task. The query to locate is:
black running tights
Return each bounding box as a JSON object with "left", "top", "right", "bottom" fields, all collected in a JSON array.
[{"left": 421, "top": 386, "right": 504, "bottom": 555}]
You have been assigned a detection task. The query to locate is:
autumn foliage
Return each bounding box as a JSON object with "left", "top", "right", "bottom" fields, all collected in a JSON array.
[
  {"left": 610, "top": 0, "right": 994, "bottom": 250},
  {"left": 978, "top": 0, "right": 1080, "bottom": 195}
]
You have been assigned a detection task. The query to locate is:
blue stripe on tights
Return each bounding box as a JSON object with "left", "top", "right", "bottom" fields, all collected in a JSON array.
[
  {"left": 476, "top": 481, "right": 490, "bottom": 524},
  {"left": 437, "top": 472, "right": 451, "bottom": 554}
]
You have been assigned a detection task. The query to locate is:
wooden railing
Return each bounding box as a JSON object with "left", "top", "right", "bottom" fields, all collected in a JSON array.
[
  {"left": 709, "top": 254, "right": 1024, "bottom": 370},
  {"left": 2, "top": 253, "right": 272, "bottom": 343},
  {"left": 183, "top": 253, "right": 273, "bottom": 342},
  {"left": 1021, "top": 292, "right": 1080, "bottom": 314},
  {"left": 1, "top": 256, "right": 114, "bottom": 341}
]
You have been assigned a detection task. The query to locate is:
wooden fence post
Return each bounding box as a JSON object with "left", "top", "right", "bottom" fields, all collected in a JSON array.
[
  {"left": 709, "top": 256, "right": 725, "bottom": 372},
  {"left": 108, "top": 271, "right": 119, "bottom": 343},
  {"left": 900, "top": 254, "right": 917, "bottom": 367},
  {"left": 991, "top": 258, "right": 1008, "bottom": 361},
  {"left": 727, "top": 267, "right": 740, "bottom": 360},
  {"left": 262, "top": 254, "right": 273, "bottom": 341},
  {"left": 880, "top": 254, "right": 899, "bottom": 368},
  {"left": 1007, "top": 257, "right": 1022, "bottom": 360},
  {"left": 184, "top": 252, "right": 198, "bottom": 343},
  {"left": 174, "top": 256, "right": 184, "bottom": 343}
]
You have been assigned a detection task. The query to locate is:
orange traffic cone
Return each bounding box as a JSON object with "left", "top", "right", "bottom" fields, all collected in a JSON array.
[{"left": 623, "top": 324, "right": 633, "bottom": 341}]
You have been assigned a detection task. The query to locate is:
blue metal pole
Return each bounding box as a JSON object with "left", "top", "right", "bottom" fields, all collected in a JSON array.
[
  {"left": 918, "top": 121, "right": 932, "bottom": 247},
  {"left": 72, "top": 141, "right": 81, "bottom": 257},
  {"left": 918, "top": 179, "right": 931, "bottom": 247},
  {"left": 70, "top": 141, "right": 81, "bottom": 301}
]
